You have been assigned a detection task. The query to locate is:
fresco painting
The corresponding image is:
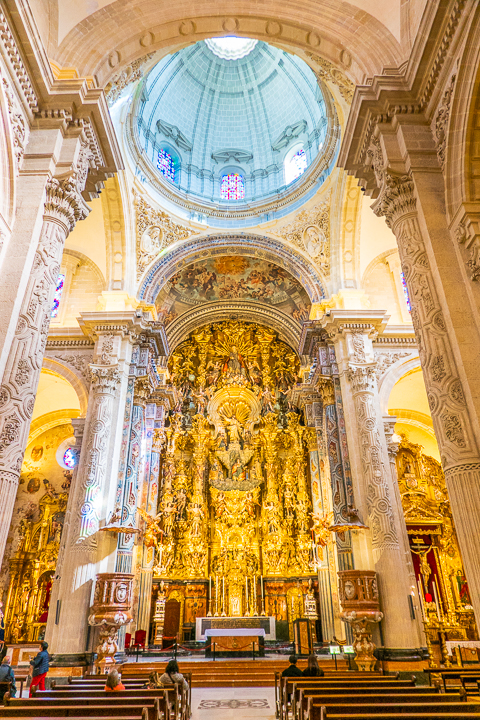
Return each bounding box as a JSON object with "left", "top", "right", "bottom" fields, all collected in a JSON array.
[{"left": 155, "top": 255, "right": 311, "bottom": 327}]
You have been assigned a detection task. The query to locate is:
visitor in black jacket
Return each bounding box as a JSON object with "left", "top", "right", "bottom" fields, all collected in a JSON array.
[{"left": 281, "top": 654, "right": 303, "bottom": 677}]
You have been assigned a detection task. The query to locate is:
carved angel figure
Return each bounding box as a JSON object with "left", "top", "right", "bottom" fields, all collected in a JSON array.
[
  {"left": 139, "top": 225, "right": 164, "bottom": 267},
  {"left": 137, "top": 508, "right": 163, "bottom": 550},
  {"left": 311, "top": 510, "right": 334, "bottom": 547}
]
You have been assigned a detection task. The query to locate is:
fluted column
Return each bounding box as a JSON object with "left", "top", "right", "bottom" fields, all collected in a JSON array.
[
  {"left": 0, "top": 142, "right": 91, "bottom": 563},
  {"left": 321, "top": 312, "right": 422, "bottom": 650}
]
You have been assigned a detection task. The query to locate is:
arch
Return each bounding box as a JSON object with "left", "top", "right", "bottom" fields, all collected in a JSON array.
[
  {"left": 377, "top": 353, "right": 420, "bottom": 415},
  {"left": 166, "top": 300, "right": 301, "bottom": 351},
  {"left": 445, "top": 4, "right": 480, "bottom": 219},
  {"left": 138, "top": 232, "right": 327, "bottom": 304},
  {"left": 26, "top": 410, "right": 79, "bottom": 445},
  {"left": 41, "top": 359, "right": 90, "bottom": 416},
  {"left": 52, "top": 2, "right": 403, "bottom": 85}
]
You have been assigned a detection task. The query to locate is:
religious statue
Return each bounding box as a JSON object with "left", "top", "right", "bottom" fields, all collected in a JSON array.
[
  {"left": 175, "top": 487, "right": 187, "bottom": 521},
  {"left": 263, "top": 500, "right": 282, "bottom": 536},
  {"left": 187, "top": 502, "right": 205, "bottom": 538},
  {"left": 261, "top": 387, "right": 276, "bottom": 415},
  {"left": 223, "top": 346, "right": 246, "bottom": 377},
  {"left": 159, "top": 496, "right": 177, "bottom": 536},
  {"left": 137, "top": 508, "right": 163, "bottom": 551}
]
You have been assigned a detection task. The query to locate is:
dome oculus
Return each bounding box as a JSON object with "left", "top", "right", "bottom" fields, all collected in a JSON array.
[{"left": 204, "top": 37, "right": 258, "bottom": 60}]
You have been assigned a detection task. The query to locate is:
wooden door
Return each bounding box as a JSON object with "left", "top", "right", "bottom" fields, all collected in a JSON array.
[{"left": 163, "top": 599, "right": 181, "bottom": 648}]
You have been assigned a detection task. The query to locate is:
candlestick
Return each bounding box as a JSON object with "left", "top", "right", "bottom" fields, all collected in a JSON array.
[
  {"left": 245, "top": 576, "right": 249, "bottom": 616},
  {"left": 207, "top": 575, "right": 212, "bottom": 617},
  {"left": 214, "top": 574, "right": 219, "bottom": 617},
  {"left": 432, "top": 579, "right": 441, "bottom": 621},
  {"left": 260, "top": 575, "right": 264, "bottom": 599},
  {"left": 222, "top": 576, "right": 226, "bottom": 616},
  {"left": 254, "top": 575, "right": 258, "bottom": 615}
]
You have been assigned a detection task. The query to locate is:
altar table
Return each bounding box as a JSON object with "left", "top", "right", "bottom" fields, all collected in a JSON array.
[
  {"left": 205, "top": 628, "right": 265, "bottom": 656},
  {"left": 196, "top": 616, "right": 276, "bottom": 642}
]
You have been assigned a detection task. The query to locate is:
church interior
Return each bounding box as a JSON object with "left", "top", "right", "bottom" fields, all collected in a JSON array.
[{"left": 1, "top": 0, "right": 480, "bottom": 717}]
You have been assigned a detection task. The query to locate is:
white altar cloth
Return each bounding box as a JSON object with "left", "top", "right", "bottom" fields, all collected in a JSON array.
[
  {"left": 205, "top": 628, "right": 266, "bottom": 638},
  {"left": 446, "top": 640, "right": 480, "bottom": 653},
  {"left": 196, "top": 616, "right": 275, "bottom": 641}
]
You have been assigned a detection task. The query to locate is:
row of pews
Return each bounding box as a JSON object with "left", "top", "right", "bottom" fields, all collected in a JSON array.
[
  {"left": 274, "top": 672, "right": 480, "bottom": 720},
  {"left": 1, "top": 674, "right": 192, "bottom": 720}
]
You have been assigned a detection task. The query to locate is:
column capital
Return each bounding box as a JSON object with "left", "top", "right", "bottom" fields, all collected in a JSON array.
[
  {"left": 78, "top": 310, "right": 168, "bottom": 358},
  {"left": 90, "top": 364, "right": 121, "bottom": 394}
]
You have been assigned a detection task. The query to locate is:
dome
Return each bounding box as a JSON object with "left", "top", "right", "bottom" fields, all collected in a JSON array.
[{"left": 127, "top": 39, "right": 339, "bottom": 227}]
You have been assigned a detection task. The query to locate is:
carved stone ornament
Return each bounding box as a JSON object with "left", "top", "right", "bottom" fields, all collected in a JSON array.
[
  {"left": 44, "top": 175, "right": 90, "bottom": 233},
  {"left": 372, "top": 171, "right": 416, "bottom": 231},
  {"left": 156, "top": 118, "right": 192, "bottom": 151},
  {"left": 134, "top": 191, "right": 193, "bottom": 279},
  {"left": 105, "top": 53, "right": 155, "bottom": 105},
  {"left": 433, "top": 74, "right": 456, "bottom": 170},
  {"left": 374, "top": 350, "right": 412, "bottom": 380},
  {"left": 338, "top": 569, "right": 383, "bottom": 672},
  {"left": 277, "top": 199, "right": 330, "bottom": 273},
  {"left": 305, "top": 53, "right": 355, "bottom": 104},
  {"left": 271, "top": 120, "right": 307, "bottom": 152},
  {"left": 455, "top": 222, "right": 480, "bottom": 282},
  {"left": 2, "top": 77, "right": 27, "bottom": 172}
]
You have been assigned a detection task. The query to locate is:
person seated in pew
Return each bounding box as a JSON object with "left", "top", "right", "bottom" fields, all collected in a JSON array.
[
  {"left": 0, "top": 656, "right": 16, "bottom": 696},
  {"left": 159, "top": 659, "right": 189, "bottom": 692},
  {"left": 282, "top": 654, "right": 303, "bottom": 678},
  {"left": 104, "top": 669, "right": 125, "bottom": 692},
  {"left": 143, "top": 671, "right": 162, "bottom": 689},
  {"left": 303, "top": 654, "right": 324, "bottom": 678}
]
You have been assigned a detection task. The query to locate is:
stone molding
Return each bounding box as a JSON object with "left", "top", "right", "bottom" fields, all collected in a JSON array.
[{"left": 0, "top": 9, "right": 38, "bottom": 113}]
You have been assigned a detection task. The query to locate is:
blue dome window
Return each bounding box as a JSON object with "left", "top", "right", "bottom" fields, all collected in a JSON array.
[
  {"left": 221, "top": 173, "right": 245, "bottom": 200},
  {"left": 285, "top": 146, "right": 307, "bottom": 185},
  {"left": 157, "top": 149, "right": 176, "bottom": 182},
  {"left": 63, "top": 447, "right": 77, "bottom": 469}
]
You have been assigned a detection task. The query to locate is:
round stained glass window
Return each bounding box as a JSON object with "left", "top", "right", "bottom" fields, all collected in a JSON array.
[{"left": 63, "top": 448, "right": 77, "bottom": 468}]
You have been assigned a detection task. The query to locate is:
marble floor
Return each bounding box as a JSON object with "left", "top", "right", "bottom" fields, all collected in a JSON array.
[{"left": 191, "top": 687, "right": 276, "bottom": 720}]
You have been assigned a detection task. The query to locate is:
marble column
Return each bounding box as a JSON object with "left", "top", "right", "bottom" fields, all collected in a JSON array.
[
  {"left": 46, "top": 313, "right": 153, "bottom": 658},
  {"left": 0, "top": 132, "right": 93, "bottom": 564},
  {"left": 293, "top": 386, "right": 344, "bottom": 643},
  {"left": 321, "top": 312, "right": 422, "bottom": 650},
  {"left": 383, "top": 417, "right": 425, "bottom": 641},
  {"left": 136, "top": 402, "right": 163, "bottom": 640}
]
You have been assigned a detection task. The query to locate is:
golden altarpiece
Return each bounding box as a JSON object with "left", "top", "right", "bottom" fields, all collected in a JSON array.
[
  {"left": 143, "top": 320, "right": 321, "bottom": 641},
  {"left": 395, "top": 436, "right": 477, "bottom": 663}
]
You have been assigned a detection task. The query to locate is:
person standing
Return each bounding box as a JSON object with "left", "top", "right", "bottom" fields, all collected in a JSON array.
[{"left": 29, "top": 641, "right": 49, "bottom": 696}]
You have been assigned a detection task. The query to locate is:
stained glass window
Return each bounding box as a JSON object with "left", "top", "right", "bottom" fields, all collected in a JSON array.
[
  {"left": 157, "top": 149, "right": 175, "bottom": 182},
  {"left": 221, "top": 173, "right": 245, "bottom": 200},
  {"left": 285, "top": 148, "right": 307, "bottom": 184},
  {"left": 63, "top": 448, "right": 77, "bottom": 468},
  {"left": 51, "top": 273, "right": 65, "bottom": 319},
  {"left": 400, "top": 271, "right": 412, "bottom": 312}
]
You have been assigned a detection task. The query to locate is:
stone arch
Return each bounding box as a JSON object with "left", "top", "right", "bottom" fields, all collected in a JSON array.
[
  {"left": 445, "top": 4, "right": 480, "bottom": 219},
  {"left": 53, "top": 1, "right": 404, "bottom": 86},
  {"left": 137, "top": 232, "right": 327, "bottom": 304},
  {"left": 166, "top": 300, "right": 301, "bottom": 351},
  {"left": 41, "top": 359, "right": 90, "bottom": 416},
  {"left": 0, "top": 78, "right": 16, "bottom": 234},
  {"left": 377, "top": 354, "right": 420, "bottom": 415}
]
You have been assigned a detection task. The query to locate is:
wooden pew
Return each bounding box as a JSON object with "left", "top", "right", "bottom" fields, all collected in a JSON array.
[
  {"left": 278, "top": 676, "right": 416, "bottom": 720},
  {"left": 0, "top": 705, "right": 153, "bottom": 718},
  {"left": 294, "top": 687, "right": 445, "bottom": 720},
  {"left": 34, "top": 684, "right": 183, "bottom": 720},
  {"left": 3, "top": 696, "right": 166, "bottom": 720},
  {"left": 304, "top": 696, "right": 480, "bottom": 720},
  {"left": 296, "top": 693, "right": 465, "bottom": 720},
  {"left": 273, "top": 671, "right": 383, "bottom": 717},
  {"left": 459, "top": 673, "right": 480, "bottom": 694}
]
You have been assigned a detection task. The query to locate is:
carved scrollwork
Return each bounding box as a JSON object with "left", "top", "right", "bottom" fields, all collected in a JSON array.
[{"left": 277, "top": 199, "right": 330, "bottom": 273}]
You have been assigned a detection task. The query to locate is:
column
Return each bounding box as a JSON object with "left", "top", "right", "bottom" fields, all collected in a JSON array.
[
  {"left": 292, "top": 386, "right": 344, "bottom": 643},
  {"left": 45, "top": 417, "right": 86, "bottom": 657},
  {"left": 137, "top": 402, "right": 164, "bottom": 641},
  {"left": 46, "top": 313, "right": 150, "bottom": 658},
  {"left": 357, "top": 119, "right": 480, "bottom": 626},
  {"left": 321, "top": 311, "right": 422, "bottom": 650},
  {"left": 383, "top": 417, "right": 425, "bottom": 641},
  {"left": 0, "top": 129, "right": 92, "bottom": 564}
]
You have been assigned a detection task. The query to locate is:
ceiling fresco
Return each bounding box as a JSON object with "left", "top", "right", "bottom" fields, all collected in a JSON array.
[{"left": 155, "top": 255, "right": 311, "bottom": 327}]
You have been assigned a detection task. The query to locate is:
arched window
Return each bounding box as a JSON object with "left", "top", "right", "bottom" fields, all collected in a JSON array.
[
  {"left": 51, "top": 273, "right": 65, "bottom": 319},
  {"left": 220, "top": 173, "right": 245, "bottom": 200},
  {"left": 157, "top": 148, "right": 176, "bottom": 182},
  {"left": 284, "top": 145, "right": 307, "bottom": 185},
  {"left": 400, "top": 271, "right": 412, "bottom": 312},
  {"left": 63, "top": 448, "right": 77, "bottom": 469}
]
